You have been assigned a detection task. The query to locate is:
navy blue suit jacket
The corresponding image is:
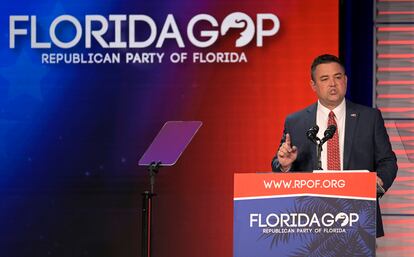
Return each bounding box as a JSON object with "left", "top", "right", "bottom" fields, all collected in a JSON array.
[{"left": 271, "top": 100, "right": 398, "bottom": 237}]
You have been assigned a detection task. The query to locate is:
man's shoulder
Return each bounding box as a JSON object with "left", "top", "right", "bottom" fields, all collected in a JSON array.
[
  {"left": 346, "top": 100, "right": 380, "bottom": 115},
  {"left": 286, "top": 103, "right": 316, "bottom": 121}
]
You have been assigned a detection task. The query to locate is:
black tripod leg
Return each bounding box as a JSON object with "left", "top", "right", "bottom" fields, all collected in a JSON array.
[{"left": 141, "top": 191, "right": 152, "bottom": 257}]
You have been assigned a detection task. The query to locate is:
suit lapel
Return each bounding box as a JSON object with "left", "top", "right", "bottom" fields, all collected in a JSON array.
[
  {"left": 344, "top": 101, "right": 359, "bottom": 170},
  {"left": 306, "top": 103, "right": 318, "bottom": 170}
]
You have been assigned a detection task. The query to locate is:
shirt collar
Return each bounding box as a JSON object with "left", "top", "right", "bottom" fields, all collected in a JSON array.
[{"left": 317, "top": 99, "right": 346, "bottom": 120}]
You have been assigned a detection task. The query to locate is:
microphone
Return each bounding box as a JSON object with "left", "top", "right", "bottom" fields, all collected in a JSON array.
[
  {"left": 306, "top": 125, "right": 319, "bottom": 144},
  {"left": 321, "top": 125, "right": 336, "bottom": 144}
]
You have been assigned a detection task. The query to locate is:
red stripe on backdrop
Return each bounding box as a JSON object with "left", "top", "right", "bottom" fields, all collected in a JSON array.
[
  {"left": 378, "top": 94, "right": 414, "bottom": 98},
  {"left": 378, "top": 67, "right": 414, "bottom": 72},
  {"left": 394, "top": 149, "right": 414, "bottom": 154},
  {"left": 377, "top": 246, "right": 414, "bottom": 254},
  {"left": 383, "top": 219, "right": 414, "bottom": 224},
  {"left": 380, "top": 107, "right": 414, "bottom": 112},
  {"left": 382, "top": 233, "right": 414, "bottom": 238},
  {"left": 378, "top": 40, "right": 414, "bottom": 45},
  {"left": 397, "top": 162, "right": 414, "bottom": 168},
  {"left": 390, "top": 136, "right": 414, "bottom": 140},
  {"left": 387, "top": 190, "right": 414, "bottom": 195},
  {"left": 378, "top": 80, "right": 414, "bottom": 85},
  {"left": 379, "top": 11, "right": 414, "bottom": 15},
  {"left": 381, "top": 203, "right": 414, "bottom": 211},
  {"left": 378, "top": 54, "right": 414, "bottom": 58},
  {"left": 386, "top": 122, "right": 414, "bottom": 128},
  {"left": 395, "top": 176, "right": 414, "bottom": 182},
  {"left": 378, "top": 27, "right": 414, "bottom": 32}
]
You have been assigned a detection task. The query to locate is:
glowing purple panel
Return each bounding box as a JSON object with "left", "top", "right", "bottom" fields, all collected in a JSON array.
[{"left": 138, "top": 121, "right": 202, "bottom": 166}]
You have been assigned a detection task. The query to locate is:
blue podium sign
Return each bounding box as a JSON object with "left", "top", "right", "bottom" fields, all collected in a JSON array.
[{"left": 233, "top": 172, "right": 376, "bottom": 257}]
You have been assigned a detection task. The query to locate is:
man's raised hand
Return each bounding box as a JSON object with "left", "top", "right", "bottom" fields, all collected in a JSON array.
[{"left": 277, "top": 133, "right": 298, "bottom": 171}]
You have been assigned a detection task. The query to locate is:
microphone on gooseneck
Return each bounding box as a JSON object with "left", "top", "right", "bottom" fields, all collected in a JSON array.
[
  {"left": 309, "top": 124, "right": 336, "bottom": 170},
  {"left": 306, "top": 125, "right": 319, "bottom": 144},
  {"left": 321, "top": 125, "right": 336, "bottom": 144}
]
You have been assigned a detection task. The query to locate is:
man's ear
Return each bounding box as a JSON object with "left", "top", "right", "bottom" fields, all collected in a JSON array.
[{"left": 310, "top": 79, "right": 316, "bottom": 92}]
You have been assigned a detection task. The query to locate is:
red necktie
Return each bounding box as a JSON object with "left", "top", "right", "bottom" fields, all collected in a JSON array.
[{"left": 327, "top": 111, "right": 340, "bottom": 170}]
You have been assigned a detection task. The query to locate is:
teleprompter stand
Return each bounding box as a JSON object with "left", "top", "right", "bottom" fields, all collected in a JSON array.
[
  {"left": 138, "top": 121, "right": 202, "bottom": 257},
  {"left": 141, "top": 161, "right": 160, "bottom": 257}
]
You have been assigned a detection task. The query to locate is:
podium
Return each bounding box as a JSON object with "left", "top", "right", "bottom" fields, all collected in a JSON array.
[{"left": 234, "top": 172, "right": 376, "bottom": 257}]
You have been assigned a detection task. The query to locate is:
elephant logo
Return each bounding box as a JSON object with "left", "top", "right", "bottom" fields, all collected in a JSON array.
[
  {"left": 221, "top": 12, "right": 255, "bottom": 47},
  {"left": 335, "top": 212, "right": 349, "bottom": 227}
]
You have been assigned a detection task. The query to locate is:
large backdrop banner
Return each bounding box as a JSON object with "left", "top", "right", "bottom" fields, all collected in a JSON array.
[{"left": 0, "top": 0, "right": 338, "bottom": 256}]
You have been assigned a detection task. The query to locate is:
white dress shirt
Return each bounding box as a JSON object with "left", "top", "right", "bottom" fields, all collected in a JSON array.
[{"left": 316, "top": 99, "right": 346, "bottom": 170}]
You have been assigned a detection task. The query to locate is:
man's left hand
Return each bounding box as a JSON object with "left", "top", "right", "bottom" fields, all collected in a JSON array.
[{"left": 377, "top": 176, "right": 384, "bottom": 187}]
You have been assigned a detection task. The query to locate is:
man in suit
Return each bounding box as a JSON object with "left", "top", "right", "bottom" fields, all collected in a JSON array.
[{"left": 271, "top": 54, "right": 398, "bottom": 237}]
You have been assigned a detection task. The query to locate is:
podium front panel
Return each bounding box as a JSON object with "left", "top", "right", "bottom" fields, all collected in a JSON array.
[{"left": 233, "top": 172, "right": 376, "bottom": 257}]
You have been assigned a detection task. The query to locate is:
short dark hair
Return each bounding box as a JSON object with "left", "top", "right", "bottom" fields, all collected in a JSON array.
[{"left": 311, "top": 54, "right": 345, "bottom": 80}]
